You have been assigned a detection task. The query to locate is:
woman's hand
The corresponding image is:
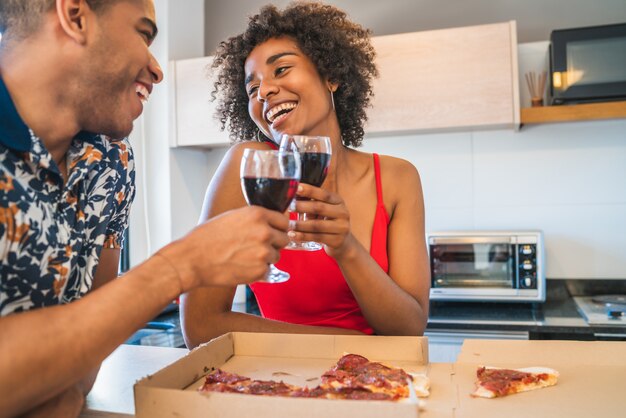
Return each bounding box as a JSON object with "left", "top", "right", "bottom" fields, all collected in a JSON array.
[{"left": 290, "top": 184, "right": 358, "bottom": 260}]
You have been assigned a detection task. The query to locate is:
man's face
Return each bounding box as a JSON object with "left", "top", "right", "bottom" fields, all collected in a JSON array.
[{"left": 77, "top": 0, "right": 162, "bottom": 139}]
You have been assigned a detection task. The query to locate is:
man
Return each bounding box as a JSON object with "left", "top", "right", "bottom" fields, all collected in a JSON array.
[{"left": 0, "top": 0, "right": 290, "bottom": 416}]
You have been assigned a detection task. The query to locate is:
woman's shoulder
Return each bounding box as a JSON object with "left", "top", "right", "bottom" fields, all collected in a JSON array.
[
  {"left": 222, "top": 140, "right": 275, "bottom": 163},
  {"left": 373, "top": 153, "right": 422, "bottom": 204},
  {"left": 346, "top": 149, "right": 419, "bottom": 182},
  {"left": 369, "top": 152, "right": 420, "bottom": 181},
  {"left": 229, "top": 140, "right": 275, "bottom": 153}
]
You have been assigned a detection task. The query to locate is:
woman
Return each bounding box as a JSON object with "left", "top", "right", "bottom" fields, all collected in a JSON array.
[{"left": 181, "top": 2, "right": 430, "bottom": 347}]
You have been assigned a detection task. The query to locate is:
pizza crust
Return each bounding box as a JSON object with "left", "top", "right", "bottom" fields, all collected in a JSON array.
[{"left": 408, "top": 372, "right": 431, "bottom": 397}]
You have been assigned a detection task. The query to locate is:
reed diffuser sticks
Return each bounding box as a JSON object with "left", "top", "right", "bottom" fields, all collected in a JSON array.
[{"left": 525, "top": 71, "right": 547, "bottom": 107}]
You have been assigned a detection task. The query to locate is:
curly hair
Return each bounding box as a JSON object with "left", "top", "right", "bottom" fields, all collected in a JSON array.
[{"left": 211, "top": 1, "right": 378, "bottom": 148}]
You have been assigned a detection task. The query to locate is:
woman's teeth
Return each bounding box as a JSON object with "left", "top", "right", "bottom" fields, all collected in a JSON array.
[
  {"left": 266, "top": 102, "right": 296, "bottom": 123},
  {"left": 271, "top": 111, "right": 291, "bottom": 126}
]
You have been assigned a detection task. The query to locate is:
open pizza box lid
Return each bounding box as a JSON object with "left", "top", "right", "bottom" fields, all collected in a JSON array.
[
  {"left": 134, "top": 332, "right": 434, "bottom": 418},
  {"left": 448, "top": 339, "right": 626, "bottom": 418}
]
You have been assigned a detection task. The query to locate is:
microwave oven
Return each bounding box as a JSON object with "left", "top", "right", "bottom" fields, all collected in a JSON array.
[
  {"left": 428, "top": 231, "right": 545, "bottom": 302},
  {"left": 548, "top": 23, "right": 626, "bottom": 105}
]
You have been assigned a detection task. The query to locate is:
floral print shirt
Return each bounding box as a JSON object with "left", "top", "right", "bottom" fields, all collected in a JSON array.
[{"left": 0, "top": 76, "right": 136, "bottom": 316}]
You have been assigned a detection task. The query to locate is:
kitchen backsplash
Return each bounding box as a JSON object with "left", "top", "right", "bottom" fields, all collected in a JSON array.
[{"left": 362, "top": 118, "right": 626, "bottom": 280}]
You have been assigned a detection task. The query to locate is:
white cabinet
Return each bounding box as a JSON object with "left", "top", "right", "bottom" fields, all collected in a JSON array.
[
  {"left": 367, "top": 21, "right": 520, "bottom": 135},
  {"left": 426, "top": 330, "right": 528, "bottom": 363},
  {"left": 170, "top": 22, "right": 521, "bottom": 147},
  {"left": 169, "top": 57, "right": 230, "bottom": 148}
]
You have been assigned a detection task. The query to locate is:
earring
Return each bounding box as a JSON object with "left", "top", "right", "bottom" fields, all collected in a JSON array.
[
  {"left": 330, "top": 89, "right": 336, "bottom": 111},
  {"left": 256, "top": 129, "right": 277, "bottom": 145}
]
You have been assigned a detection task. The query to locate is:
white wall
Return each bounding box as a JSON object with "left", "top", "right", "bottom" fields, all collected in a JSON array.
[
  {"left": 204, "top": 0, "right": 626, "bottom": 46},
  {"left": 128, "top": 0, "right": 208, "bottom": 266},
  {"left": 361, "top": 120, "right": 626, "bottom": 279}
]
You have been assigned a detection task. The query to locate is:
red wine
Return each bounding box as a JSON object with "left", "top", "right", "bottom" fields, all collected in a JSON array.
[
  {"left": 300, "top": 152, "right": 330, "bottom": 187},
  {"left": 242, "top": 177, "right": 299, "bottom": 212}
]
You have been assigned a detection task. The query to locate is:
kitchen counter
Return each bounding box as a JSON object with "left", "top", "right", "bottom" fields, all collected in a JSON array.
[
  {"left": 428, "top": 279, "right": 626, "bottom": 339},
  {"left": 81, "top": 345, "right": 187, "bottom": 417}
]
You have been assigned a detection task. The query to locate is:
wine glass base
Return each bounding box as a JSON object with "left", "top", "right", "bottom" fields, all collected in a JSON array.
[{"left": 286, "top": 241, "right": 323, "bottom": 251}]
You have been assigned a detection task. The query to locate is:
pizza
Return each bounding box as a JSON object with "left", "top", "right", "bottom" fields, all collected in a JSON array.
[
  {"left": 471, "top": 366, "right": 559, "bottom": 398},
  {"left": 198, "top": 353, "right": 430, "bottom": 401},
  {"left": 321, "top": 354, "right": 419, "bottom": 399},
  {"left": 198, "top": 369, "right": 297, "bottom": 396}
]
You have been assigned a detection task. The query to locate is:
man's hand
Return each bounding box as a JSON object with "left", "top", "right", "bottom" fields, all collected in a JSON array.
[{"left": 157, "top": 206, "right": 290, "bottom": 291}]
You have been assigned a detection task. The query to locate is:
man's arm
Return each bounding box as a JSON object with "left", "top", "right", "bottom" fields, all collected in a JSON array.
[
  {"left": 78, "top": 248, "right": 122, "bottom": 393},
  {"left": 92, "top": 248, "right": 121, "bottom": 291},
  {"left": 15, "top": 247, "right": 138, "bottom": 418},
  {"left": 0, "top": 206, "right": 290, "bottom": 418},
  {"left": 14, "top": 248, "right": 121, "bottom": 418},
  {"left": 0, "top": 254, "right": 177, "bottom": 418}
]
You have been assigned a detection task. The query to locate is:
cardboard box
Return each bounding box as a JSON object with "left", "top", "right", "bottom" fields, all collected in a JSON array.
[
  {"left": 134, "top": 332, "right": 432, "bottom": 418},
  {"left": 451, "top": 340, "right": 626, "bottom": 418},
  {"left": 136, "top": 333, "right": 626, "bottom": 418}
]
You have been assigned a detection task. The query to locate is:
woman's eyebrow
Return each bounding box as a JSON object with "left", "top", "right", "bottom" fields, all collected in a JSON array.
[
  {"left": 245, "top": 51, "right": 299, "bottom": 85},
  {"left": 266, "top": 51, "right": 298, "bottom": 65}
]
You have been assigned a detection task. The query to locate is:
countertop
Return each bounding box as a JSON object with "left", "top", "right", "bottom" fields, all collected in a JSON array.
[
  {"left": 81, "top": 345, "right": 187, "bottom": 417},
  {"left": 427, "top": 279, "right": 626, "bottom": 338}
]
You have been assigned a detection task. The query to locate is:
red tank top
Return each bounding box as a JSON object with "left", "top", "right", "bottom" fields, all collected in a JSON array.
[{"left": 249, "top": 153, "right": 390, "bottom": 334}]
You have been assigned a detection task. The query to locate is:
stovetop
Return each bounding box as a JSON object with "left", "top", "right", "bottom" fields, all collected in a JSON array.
[{"left": 573, "top": 296, "right": 626, "bottom": 326}]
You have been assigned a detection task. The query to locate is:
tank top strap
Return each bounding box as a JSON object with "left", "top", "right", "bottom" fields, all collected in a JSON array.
[
  {"left": 264, "top": 139, "right": 279, "bottom": 150},
  {"left": 373, "top": 153, "right": 384, "bottom": 206}
]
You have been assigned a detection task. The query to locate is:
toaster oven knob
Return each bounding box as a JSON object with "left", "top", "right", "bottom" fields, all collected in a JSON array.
[
  {"left": 522, "top": 276, "right": 535, "bottom": 289},
  {"left": 521, "top": 261, "right": 534, "bottom": 270},
  {"left": 521, "top": 245, "right": 534, "bottom": 255}
]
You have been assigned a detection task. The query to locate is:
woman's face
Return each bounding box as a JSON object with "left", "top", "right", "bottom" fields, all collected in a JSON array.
[{"left": 244, "top": 37, "right": 336, "bottom": 142}]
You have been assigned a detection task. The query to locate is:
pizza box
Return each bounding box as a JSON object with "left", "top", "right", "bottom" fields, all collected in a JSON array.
[
  {"left": 449, "top": 340, "right": 626, "bottom": 418},
  {"left": 134, "top": 332, "right": 436, "bottom": 418}
]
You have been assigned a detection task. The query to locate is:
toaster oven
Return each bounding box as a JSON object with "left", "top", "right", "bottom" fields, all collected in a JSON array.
[{"left": 428, "top": 231, "right": 545, "bottom": 302}]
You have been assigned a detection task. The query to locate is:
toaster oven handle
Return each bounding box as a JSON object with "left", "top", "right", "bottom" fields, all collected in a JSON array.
[{"left": 429, "top": 236, "right": 513, "bottom": 245}]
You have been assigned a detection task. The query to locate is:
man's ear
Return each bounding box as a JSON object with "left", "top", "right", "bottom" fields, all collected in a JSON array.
[{"left": 55, "top": 0, "right": 91, "bottom": 45}]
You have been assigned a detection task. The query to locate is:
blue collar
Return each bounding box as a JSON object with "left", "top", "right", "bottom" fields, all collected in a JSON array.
[
  {"left": 0, "top": 76, "right": 100, "bottom": 152},
  {"left": 0, "top": 76, "right": 31, "bottom": 152}
]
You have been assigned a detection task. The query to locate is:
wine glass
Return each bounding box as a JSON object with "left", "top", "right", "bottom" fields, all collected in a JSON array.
[
  {"left": 240, "top": 149, "right": 301, "bottom": 283},
  {"left": 279, "top": 135, "right": 332, "bottom": 251}
]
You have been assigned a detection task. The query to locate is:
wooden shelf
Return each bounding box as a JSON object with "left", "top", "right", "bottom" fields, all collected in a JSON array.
[{"left": 521, "top": 101, "right": 626, "bottom": 125}]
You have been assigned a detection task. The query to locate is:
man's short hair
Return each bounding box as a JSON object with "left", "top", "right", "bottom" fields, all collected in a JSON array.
[{"left": 0, "top": 0, "right": 113, "bottom": 41}]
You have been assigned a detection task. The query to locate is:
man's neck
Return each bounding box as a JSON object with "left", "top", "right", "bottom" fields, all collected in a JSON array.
[{"left": 0, "top": 42, "right": 82, "bottom": 165}]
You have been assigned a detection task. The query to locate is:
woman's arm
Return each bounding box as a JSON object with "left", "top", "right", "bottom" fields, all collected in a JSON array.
[
  {"left": 181, "top": 286, "right": 360, "bottom": 349},
  {"left": 180, "top": 142, "right": 361, "bottom": 348},
  {"left": 292, "top": 156, "right": 430, "bottom": 335}
]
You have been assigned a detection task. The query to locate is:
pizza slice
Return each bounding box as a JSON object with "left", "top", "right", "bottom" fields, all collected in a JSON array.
[
  {"left": 471, "top": 366, "right": 559, "bottom": 398},
  {"left": 321, "top": 354, "right": 430, "bottom": 400},
  {"left": 199, "top": 369, "right": 297, "bottom": 396},
  {"left": 198, "top": 354, "right": 430, "bottom": 401}
]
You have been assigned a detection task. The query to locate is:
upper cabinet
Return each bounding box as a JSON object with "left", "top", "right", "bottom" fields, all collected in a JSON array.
[
  {"left": 169, "top": 57, "right": 230, "bottom": 148},
  {"left": 170, "top": 22, "right": 522, "bottom": 147},
  {"left": 366, "top": 21, "right": 520, "bottom": 135}
]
